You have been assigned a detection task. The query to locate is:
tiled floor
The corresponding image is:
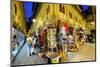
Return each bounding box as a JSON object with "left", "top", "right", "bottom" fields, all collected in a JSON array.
[
  {"left": 12, "top": 42, "right": 47, "bottom": 65},
  {"left": 12, "top": 43, "right": 95, "bottom": 65},
  {"left": 67, "top": 43, "right": 95, "bottom": 62}
]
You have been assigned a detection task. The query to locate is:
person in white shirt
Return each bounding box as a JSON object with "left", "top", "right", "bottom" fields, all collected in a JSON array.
[{"left": 26, "top": 35, "right": 33, "bottom": 56}]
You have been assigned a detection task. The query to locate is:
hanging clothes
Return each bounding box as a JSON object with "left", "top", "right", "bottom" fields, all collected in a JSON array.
[{"left": 65, "top": 23, "right": 69, "bottom": 33}]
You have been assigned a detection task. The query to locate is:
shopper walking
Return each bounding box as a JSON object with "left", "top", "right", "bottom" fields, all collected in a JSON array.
[{"left": 26, "top": 35, "right": 33, "bottom": 56}]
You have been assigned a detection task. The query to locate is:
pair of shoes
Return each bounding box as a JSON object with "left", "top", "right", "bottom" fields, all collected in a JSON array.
[
  {"left": 29, "top": 53, "right": 31, "bottom": 56},
  {"left": 32, "top": 52, "right": 35, "bottom": 55}
]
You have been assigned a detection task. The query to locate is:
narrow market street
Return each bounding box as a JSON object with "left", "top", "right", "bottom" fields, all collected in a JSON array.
[{"left": 11, "top": 0, "right": 96, "bottom": 66}]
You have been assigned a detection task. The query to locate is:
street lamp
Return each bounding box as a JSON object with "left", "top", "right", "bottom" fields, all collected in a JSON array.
[
  {"left": 91, "top": 21, "right": 95, "bottom": 25},
  {"left": 32, "top": 19, "right": 36, "bottom": 23}
]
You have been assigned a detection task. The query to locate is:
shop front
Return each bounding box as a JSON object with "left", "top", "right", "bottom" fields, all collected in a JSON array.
[{"left": 11, "top": 27, "right": 25, "bottom": 61}]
